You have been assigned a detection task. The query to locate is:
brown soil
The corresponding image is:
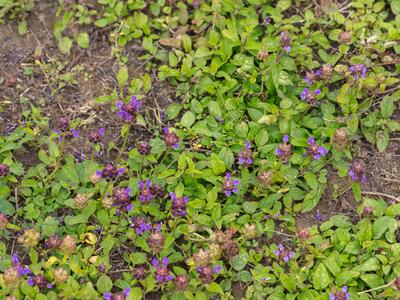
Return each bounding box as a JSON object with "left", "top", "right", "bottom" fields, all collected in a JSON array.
[
  {"left": 296, "top": 139, "right": 400, "bottom": 229},
  {"left": 0, "top": 0, "right": 175, "bottom": 165}
]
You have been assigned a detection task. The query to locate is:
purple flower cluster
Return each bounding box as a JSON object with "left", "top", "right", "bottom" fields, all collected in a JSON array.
[
  {"left": 88, "top": 128, "right": 105, "bottom": 143},
  {"left": 0, "top": 163, "right": 10, "bottom": 177},
  {"left": 238, "top": 142, "right": 253, "bottom": 167},
  {"left": 27, "top": 274, "right": 53, "bottom": 290},
  {"left": 349, "top": 64, "right": 367, "bottom": 80},
  {"left": 196, "top": 265, "right": 222, "bottom": 285},
  {"left": 54, "top": 117, "right": 79, "bottom": 142},
  {"left": 116, "top": 96, "right": 141, "bottom": 123},
  {"left": 130, "top": 217, "right": 152, "bottom": 235},
  {"left": 306, "top": 136, "right": 328, "bottom": 160},
  {"left": 304, "top": 65, "right": 333, "bottom": 84},
  {"left": 300, "top": 88, "right": 321, "bottom": 105},
  {"left": 152, "top": 257, "right": 173, "bottom": 283},
  {"left": 223, "top": 173, "right": 239, "bottom": 196},
  {"left": 280, "top": 32, "right": 291, "bottom": 53},
  {"left": 170, "top": 192, "right": 188, "bottom": 217},
  {"left": 96, "top": 164, "right": 124, "bottom": 181},
  {"left": 304, "top": 69, "right": 321, "bottom": 85},
  {"left": 103, "top": 288, "right": 130, "bottom": 300},
  {"left": 138, "top": 179, "right": 154, "bottom": 203},
  {"left": 329, "top": 286, "right": 350, "bottom": 300},
  {"left": 137, "top": 142, "right": 151, "bottom": 155},
  {"left": 348, "top": 160, "right": 366, "bottom": 183},
  {"left": 11, "top": 254, "right": 31, "bottom": 276},
  {"left": 274, "top": 244, "right": 294, "bottom": 263},
  {"left": 275, "top": 135, "right": 291, "bottom": 161},
  {"left": 163, "top": 127, "right": 180, "bottom": 149},
  {"left": 113, "top": 187, "right": 133, "bottom": 214}
]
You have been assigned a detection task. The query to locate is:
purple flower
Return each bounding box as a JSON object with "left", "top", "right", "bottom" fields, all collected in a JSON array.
[
  {"left": 315, "top": 209, "right": 322, "bottom": 222},
  {"left": 96, "top": 164, "right": 124, "bottom": 181},
  {"left": 152, "top": 257, "right": 173, "bottom": 283},
  {"left": 349, "top": 64, "right": 367, "bottom": 80},
  {"left": 116, "top": 96, "right": 141, "bottom": 123},
  {"left": 138, "top": 179, "right": 153, "bottom": 204},
  {"left": 223, "top": 173, "right": 239, "bottom": 196},
  {"left": 213, "top": 265, "right": 222, "bottom": 273},
  {"left": 112, "top": 187, "right": 132, "bottom": 214},
  {"left": 88, "top": 128, "right": 105, "bottom": 143},
  {"left": 274, "top": 244, "right": 295, "bottom": 263},
  {"left": 238, "top": 141, "right": 253, "bottom": 167},
  {"left": 275, "top": 135, "right": 291, "bottom": 161},
  {"left": 130, "top": 217, "right": 152, "bottom": 235},
  {"left": 348, "top": 160, "right": 366, "bottom": 183},
  {"left": 306, "top": 136, "right": 328, "bottom": 160},
  {"left": 163, "top": 127, "right": 180, "bottom": 149},
  {"left": 11, "top": 253, "right": 31, "bottom": 276},
  {"left": 196, "top": 265, "right": 221, "bottom": 285},
  {"left": 330, "top": 286, "right": 350, "bottom": 300},
  {"left": 300, "top": 88, "right": 321, "bottom": 105},
  {"left": 170, "top": 192, "right": 188, "bottom": 217},
  {"left": 54, "top": 128, "right": 79, "bottom": 142},
  {"left": 103, "top": 288, "right": 130, "bottom": 300},
  {"left": 304, "top": 69, "right": 321, "bottom": 85},
  {"left": 280, "top": 32, "right": 291, "bottom": 53},
  {"left": 26, "top": 274, "right": 52, "bottom": 290}
]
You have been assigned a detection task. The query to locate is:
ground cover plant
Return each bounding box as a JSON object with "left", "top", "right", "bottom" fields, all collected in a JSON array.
[{"left": 0, "top": 0, "right": 400, "bottom": 299}]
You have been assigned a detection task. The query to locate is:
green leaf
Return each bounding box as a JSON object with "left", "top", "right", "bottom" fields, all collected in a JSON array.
[
  {"left": 313, "top": 263, "right": 330, "bottom": 290},
  {"left": 361, "top": 274, "right": 384, "bottom": 288},
  {"left": 232, "top": 253, "right": 249, "bottom": 271},
  {"left": 76, "top": 32, "right": 90, "bottom": 49},
  {"left": 210, "top": 153, "right": 226, "bottom": 175},
  {"left": 97, "top": 210, "right": 110, "bottom": 228},
  {"left": 207, "top": 282, "right": 224, "bottom": 295},
  {"left": 166, "top": 103, "right": 182, "bottom": 120},
  {"left": 18, "top": 20, "right": 27, "bottom": 35},
  {"left": 180, "top": 111, "right": 195, "bottom": 128},
  {"left": 304, "top": 172, "right": 318, "bottom": 190},
  {"left": 301, "top": 189, "right": 322, "bottom": 212},
  {"left": 117, "top": 65, "right": 129, "bottom": 88},
  {"left": 126, "top": 287, "right": 143, "bottom": 300},
  {"left": 376, "top": 130, "right": 389, "bottom": 152},
  {"left": 219, "top": 147, "right": 234, "bottom": 169},
  {"left": 391, "top": 0, "right": 400, "bottom": 14},
  {"left": 0, "top": 199, "right": 15, "bottom": 215},
  {"left": 58, "top": 37, "right": 73, "bottom": 55},
  {"left": 96, "top": 275, "right": 113, "bottom": 293},
  {"left": 130, "top": 252, "right": 147, "bottom": 265}
]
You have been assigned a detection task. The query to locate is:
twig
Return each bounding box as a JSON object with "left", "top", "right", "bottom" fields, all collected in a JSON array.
[
  {"left": 362, "top": 191, "right": 400, "bottom": 202},
  {"left": 358, "top": 278, "right": 396, "bottom": 294},
  {"left": 381, "top": 177, "right": 400, "bottom": 184}
]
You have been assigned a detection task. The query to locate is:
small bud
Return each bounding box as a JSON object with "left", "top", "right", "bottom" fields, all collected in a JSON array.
[
  {"left": 147, "top": 232, "right": 165, "bottom": 252},
  {"left": 208, "top": 243, "right": 222, "bottom": 261},
  {"left": 243, "top": 224, "right": 257, "bottom": 239},
  {"left": 256, "top": 49, "right": 269, "bottom": 61},
  {"left": 98, "top": 264, "right": 106, "bottom": 273},
  {"left": 133, "top": 265, "right": 147, "bottom": 280},
  {"left": 46, "top": 235, "right": 61, "bottom": 249},
  {"left": 18, "top": 229, "right": 40, "bottom": 247},
  {"left": 222, "top": 240, "right": 239, "bottom": 259},
  {"left": 3, "top": 267, "right": 19, "bottom": 287},
  {"left": 333, "top": 128, "right": 349, "bottom": 150},
  {"left": 90, "top": 172, "right": 101, "bottom": 184},
  {"left": 74, "top": 194, "right": 89, "bottom": 209},
  {"left": 394, "top": 277, "right": 400, "bottom": 290},
  {"left": 0, "top": 163, "right": 10, "bottom": 177},
  {"left": 174, "top": 275, "right": 189, "bottom": 291},
  {"left": 102, "top": 197, "right": 113, "bottom": 209},
  {"left": 6, "top": 296, "right": 18, "bottom": 300},
  {"left": 338, "top": 31, "right": 352, "bottom": 44},
  {"left": 59, "top": 235, "right": 76, "bottom": 255},
  {"left": 297, "top": 228, "right": 310, "bottom": 241},
  {"left": 151, "top": 183, "right": 166, "bottom": 199},
  {"left": 193, "top": 249, "right": 211, "bottom": 267},
  {"left": 57, "top": 117, "right": 70, "bottom": 132},
  {"left": 0, "top": 213, "right": 9, "bottom": 230},
  {"left": 54, "top": 268, "right": 68, "bottom": 283},
  {"left": 137, "top": 142, "right": 151, "bottom": 155},
  {"left": 320, "top": 64, "right": 333, "bottom": 81},
  {"left": 362, "top": 206, "right": 374, "bottom": 217},
  {"left": 258, "top": 171, "right": 273, "bottom": 187}
]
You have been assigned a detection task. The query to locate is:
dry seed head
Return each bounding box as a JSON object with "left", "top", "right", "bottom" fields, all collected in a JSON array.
[
  {"left": 18, "top": 228, "right": 40, "bottom": 247},
  {"left": 60, "top": 235, "right": 77, "bottom": 255},
  {"left": 54, "top": 268, "right": 69, "bottom": 283}
]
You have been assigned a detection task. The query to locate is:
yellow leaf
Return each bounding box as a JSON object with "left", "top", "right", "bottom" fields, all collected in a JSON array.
[{"left": 45, "top": 256, "right": 59, "bottom": 268}]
